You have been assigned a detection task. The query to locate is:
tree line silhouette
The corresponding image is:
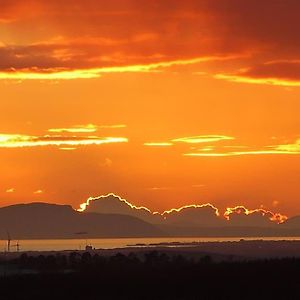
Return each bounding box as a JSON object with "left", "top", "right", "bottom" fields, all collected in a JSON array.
[{"left": 1, "top": 251, "right": 300, "bottom": 299}]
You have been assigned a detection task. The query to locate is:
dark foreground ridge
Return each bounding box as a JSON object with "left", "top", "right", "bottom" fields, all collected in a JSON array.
[{"left": 1, "top": 250, "right": 300, "bottom": 300}]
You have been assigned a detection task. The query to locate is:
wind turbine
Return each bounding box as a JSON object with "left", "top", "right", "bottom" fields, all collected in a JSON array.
[
  {"left": 6, "top": 232, "right": 20, "bottom": 252},
  {"left": 6, "top": 231, "right": 11, "bottom": 253},
  {"left": 11, "top": 241, "right": 20, "bottom": 252}
]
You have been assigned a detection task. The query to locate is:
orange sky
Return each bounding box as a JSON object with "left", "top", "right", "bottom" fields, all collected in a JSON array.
[{"left": 0, "top": 0, "right": 300, "bottom": 217}]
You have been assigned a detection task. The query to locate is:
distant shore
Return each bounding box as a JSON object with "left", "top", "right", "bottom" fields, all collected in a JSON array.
[{"left": 2, "top": 239, "right": 300, "bottom": 261}]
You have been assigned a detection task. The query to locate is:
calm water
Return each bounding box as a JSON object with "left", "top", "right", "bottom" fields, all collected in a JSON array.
[{"left": 1, "top": 237, "right": 300, "bottom": 252}]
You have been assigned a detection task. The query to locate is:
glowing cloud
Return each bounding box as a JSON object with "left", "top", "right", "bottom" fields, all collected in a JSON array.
[
  {"left": 33, "top": 189, "right": 43, "bottom": 194},
  {"left": 48, "top": 124, "right": 126, "bottom": 133},
  {"left": 59, "top": 147, "right": 77, "bottom": 151},
  {"left": 172, "top": 135, "right": 234, "bottom": 144},
  {"left": 0, "top": 56, "right": 237, "bottom": 80},
  {"left": 77, "top": 192, "right": 153, "bottom": 213},
  {"left": 0, "top": 69, "right": 100, "bottom": 80},
  {"left": 215, "top": 60, "right": 300, "bottom": 87},
  {"left": 48, "top": 124, "right": 98, "bottom": 133},
  {"left": 0, "top": 134, "right": 128, "bottom": 148},
  {"left": 78, "top": 193, "right": 287, "bottom": 225},
  {"left": 273, "top": 139, "right": 300, "bottom": 153},
  {"left": 215, "top": 73, "right": 300, "bottom": 87},
  {"left": 148, "top": 187, "right": 171, "bottom": 191},
  {"left": 184, "top": 139, "right": 300, "bottom": 157},
  {"left": 184, "top": 150, "right": 300, "bottom": 157},
  {"left": 162, "top": 204, "right": 220, "bottom": 217},
  {"left": 224, "top": 206, "right": 288, "bottom": 224},
  {"left": 6, "top": 188, "right": 15, "bottom": 193},
  {"left": 144, "top": 142, "right": 174, "bottom": 147}
]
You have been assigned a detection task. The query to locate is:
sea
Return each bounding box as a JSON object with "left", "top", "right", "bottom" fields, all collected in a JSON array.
[{"left": 1, "top": 237, "right": 300, "bottom": 252}]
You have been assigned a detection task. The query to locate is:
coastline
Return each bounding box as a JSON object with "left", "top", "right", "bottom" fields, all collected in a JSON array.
[{"left": 2, "top": 239, "right": 300, "bottom": 260}]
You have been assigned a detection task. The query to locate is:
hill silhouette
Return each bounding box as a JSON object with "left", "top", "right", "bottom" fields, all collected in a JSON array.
[{"left": 0, "top": 203, "right": 162, "bottom": 239}]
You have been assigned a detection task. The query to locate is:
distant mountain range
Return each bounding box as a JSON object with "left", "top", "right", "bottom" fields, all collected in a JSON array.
[{"left": 0, "top": 194, "right": 299, "bottom": 239}]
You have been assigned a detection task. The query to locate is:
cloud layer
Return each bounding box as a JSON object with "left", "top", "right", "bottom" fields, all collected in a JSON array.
[
  {"left": 2, "top": 128, "right": 300, "bottom": 157},
  {"left": 79, "top": 193, "right": 287, "bottom": 226},
  {"left": 0, "top": 0, "right": 300, "bottom": 84}
]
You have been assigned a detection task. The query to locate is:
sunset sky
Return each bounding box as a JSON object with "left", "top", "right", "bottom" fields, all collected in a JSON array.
[{"left": 1, "top": 0, "right": 300, "bottom": 217}]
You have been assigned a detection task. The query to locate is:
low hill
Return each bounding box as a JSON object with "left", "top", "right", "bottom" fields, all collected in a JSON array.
[{"left": 0, "top": 203, "right": 163, "bottom": 239}]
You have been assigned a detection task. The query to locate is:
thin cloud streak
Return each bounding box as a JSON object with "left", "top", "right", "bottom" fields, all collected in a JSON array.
[
  {"left": 0, "top": 56, "right": 238, "bottom": 80},
  {"left": 48, "top": 124, "right": 126, "bottom": 133},
  {"left": 172, "top": 135, "right": 234, "bottom": 144},
  {"left": 184, "top": 150, "right": 300, "bottom": 157},
  {"left": 0, "top": 134, "right": 128, "bottom": 148},
  {"left": 142, "top": 136, "right": 300, "bottom": 157},
  {"left": 59, "top": 147, "right": 77, "bottom": 151},
  {"left": 144, "top": 135, "right": 234, "bottom": 147},
  {"left": 144, "top": 142, "right": 174, "bottom": 147},
  {"left": 215, "top": 60, "right": 300, "bottom": 87},
  {"left": 215, "top": 73, "right": 300, "bottom": 87},
  {"left": 184, "top": 138, "right": 300, "bottom": 156}
]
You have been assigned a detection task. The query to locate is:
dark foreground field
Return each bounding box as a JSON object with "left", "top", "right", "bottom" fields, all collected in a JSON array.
[{"left": 1, "top": 250, "right": 300, "bottom": 300}]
